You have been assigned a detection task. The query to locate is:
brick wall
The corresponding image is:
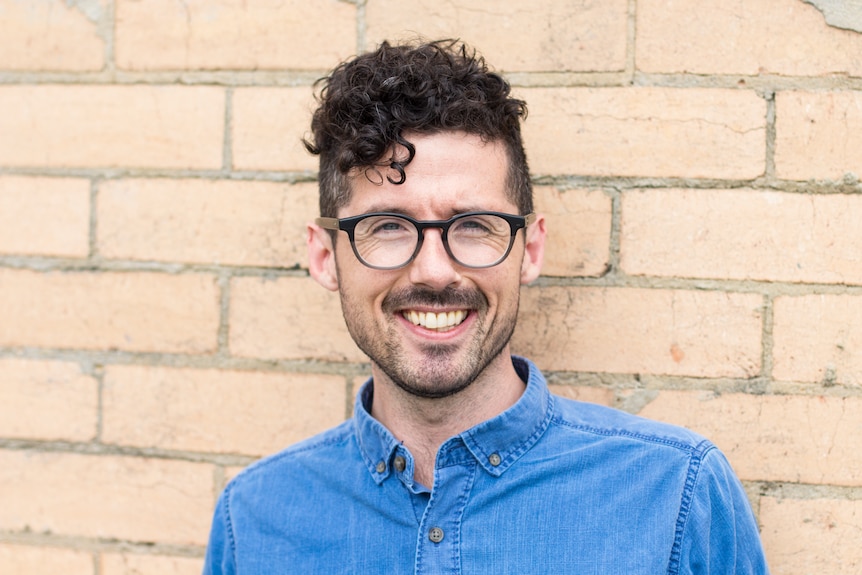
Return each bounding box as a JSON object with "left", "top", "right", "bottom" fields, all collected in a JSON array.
[{"left": 1, "top": 1, "right": 860, "bottom": 573}]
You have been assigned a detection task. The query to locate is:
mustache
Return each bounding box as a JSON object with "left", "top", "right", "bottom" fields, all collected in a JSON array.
[{"left": 382, "top": 286, "right": 487, "bottom": 312}]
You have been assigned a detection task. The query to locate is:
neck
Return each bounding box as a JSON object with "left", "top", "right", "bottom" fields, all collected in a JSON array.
[{"left": 369, "top": 351, "right": 525, "bottom": 487}]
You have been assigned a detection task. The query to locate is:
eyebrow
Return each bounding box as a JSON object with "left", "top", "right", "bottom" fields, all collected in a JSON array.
[{"left": 351, "top": 205, "right": 491, "bottom": 218}]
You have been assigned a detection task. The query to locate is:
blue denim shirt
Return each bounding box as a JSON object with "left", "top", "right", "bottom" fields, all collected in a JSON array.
[{"left": 204, "top": 357, "right": 769, "bottom": 574}]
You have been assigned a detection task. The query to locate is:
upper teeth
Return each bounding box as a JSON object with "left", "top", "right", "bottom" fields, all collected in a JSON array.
[{"left": 404, "top": 310, "right": 467, "bottom": 330}]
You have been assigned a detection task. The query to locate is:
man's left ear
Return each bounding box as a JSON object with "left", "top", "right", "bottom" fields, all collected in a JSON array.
[{"left": 520, "top": 214, "right": 546, "bottom": 284}]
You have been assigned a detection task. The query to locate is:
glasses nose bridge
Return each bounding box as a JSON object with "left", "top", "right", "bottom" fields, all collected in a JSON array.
[
  {"left": 414, "top": 219, "right": 451, "bottom": 239},
  {"left": 412, "top": 218, "right": 455, "bottom": 261}
]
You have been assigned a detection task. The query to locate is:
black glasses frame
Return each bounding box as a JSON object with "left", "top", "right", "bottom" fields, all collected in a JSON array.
[{"left": 315, "top": 211, "right": 537, "bottom": 270}]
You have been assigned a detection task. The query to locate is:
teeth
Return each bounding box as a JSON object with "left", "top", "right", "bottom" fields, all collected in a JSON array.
[{"left": 403, "top": 310, "right": 467, "bottom": 331}]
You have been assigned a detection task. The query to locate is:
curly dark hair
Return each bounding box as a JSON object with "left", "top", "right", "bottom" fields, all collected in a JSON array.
[{"left": 304, "top": 39, "right": 532, "bottom": 218}]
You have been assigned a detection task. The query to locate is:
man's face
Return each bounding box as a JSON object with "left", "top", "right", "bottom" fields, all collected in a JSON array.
[{"left": 309, "top": 131, "right": 544, "bottom": 399}]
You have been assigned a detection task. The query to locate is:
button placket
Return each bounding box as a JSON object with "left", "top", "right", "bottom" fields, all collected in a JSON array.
[{"left": 413, "top": 453, "right": 477, "bottom": 574}]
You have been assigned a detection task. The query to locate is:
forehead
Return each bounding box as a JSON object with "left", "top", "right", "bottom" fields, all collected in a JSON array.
[{"left": 342, "top": 131, "right": 514, "bottom": 217}]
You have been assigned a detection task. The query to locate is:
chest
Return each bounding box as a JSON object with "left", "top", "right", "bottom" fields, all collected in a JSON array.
[{"left": 234, "top": 457, "right": 685, "bottom": 575}]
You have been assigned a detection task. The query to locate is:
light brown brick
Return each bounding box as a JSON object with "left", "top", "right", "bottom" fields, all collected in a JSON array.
[
  {"left": 0, "top": 450, "right": 214, "bottom": 545},
  {"left": 0, "top": 269, "right": 219, "bottom": 353},
  {"left": 0, "top": 85, "right": 224, "bottom": 169},
  {"left": 0, "top": 0, "right": 105, "bottom": 71},
  {"left": 366, "top": 0, "right": 627, "bottom": 73},
  {"left": 620, "top": 188, "right": 862, "bottom": 284},
  {"left": 98, "top": 179, "right": 317, "bottom": 268},
  {"left": 760, "top": 497, "right": 862, "bottom": 574},
  {"left": 534, "top": 187, "right": 611, "bottom": 277},
  {"left": 0, "top": 544, "right": 92, "bottom": 575},
  {"left": 102, "top": 365, "right": 347, "bottom": 456},
  {"left": 0, "top": 359, "right": 98, "bottom": 442},
  {"left": 775, "top": 91, "right": 862, "bottom": 181},
  {"left": 229, "top": 276, "right": 365, "bottom": 362},
  {"left": 638, "top": 391, "right": 862, "bottom": 485},
  {"left": 513, "top": 287, "right": 762, "bottom": 377},
  {"left": 773, "top": 295, "right": 862, "bottom": 386},
  {"left": 549, "top": 385, "right": 614, "bottom": 407},
  {"left": 115, "top": 0, "right": 355, "bottom": 71},
  {"left": 0, "top": 176, "right": 90, "bottom": 258},
  {"left": 231, "top": 87, "right": 318, "bottom": 172},
  {"left": 520, "top": 87, "right": 765, "bottom": 178},
  {"left": 101, "top": 553, "right": 203, "bottom": 575},
  {"left": 636, "top": 0, "right": 862, "bottom": 76}
]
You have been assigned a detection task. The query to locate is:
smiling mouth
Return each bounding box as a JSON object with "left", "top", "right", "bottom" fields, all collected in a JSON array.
[{"left": 402, "top": 310, "right": 468, "bottom": 332}]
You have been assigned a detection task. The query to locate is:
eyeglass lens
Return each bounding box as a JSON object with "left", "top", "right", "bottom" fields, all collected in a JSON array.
[{"left": 352, "top": 213, "right": 516, "bottom": 269}]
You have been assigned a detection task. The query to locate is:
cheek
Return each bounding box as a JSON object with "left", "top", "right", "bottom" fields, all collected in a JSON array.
[
  {"left": 336, "top": 259, "right": 397, "bottom": 310},
  {"left": 473, "top": 269, "right": 522, "bottom": 311}
]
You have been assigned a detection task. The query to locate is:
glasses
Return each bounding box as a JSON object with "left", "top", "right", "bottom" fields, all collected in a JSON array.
[{"left": 316, "top": 211, "right": 536, "bottom": 270}]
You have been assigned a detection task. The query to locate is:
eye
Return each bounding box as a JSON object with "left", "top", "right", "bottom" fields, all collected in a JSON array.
[
  {"left": 355, "top": 215, "right": 414, "bottom": 241},
  {"left": 451, "top": 215, "right": 505, "bottom": 236},
  {"left": 370, "top": 218, "right": 410, "bottom": 235}
]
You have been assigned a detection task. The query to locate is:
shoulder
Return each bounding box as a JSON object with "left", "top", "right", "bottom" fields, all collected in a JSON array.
[
  {"left": 545, "top": 394, "right": 756, "bottom": 528},
  {"left": 548, "top": 392, "right": 714, "bottom": 456}
]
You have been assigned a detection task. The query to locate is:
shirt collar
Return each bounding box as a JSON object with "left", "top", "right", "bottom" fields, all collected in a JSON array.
[{"left": 353, "top": 356, "right": 553, "bottom": 484}]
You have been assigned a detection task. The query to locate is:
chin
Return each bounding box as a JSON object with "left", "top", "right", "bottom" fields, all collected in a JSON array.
[{"left": 391, "top": 376, "right": 474, "bottom": 400}]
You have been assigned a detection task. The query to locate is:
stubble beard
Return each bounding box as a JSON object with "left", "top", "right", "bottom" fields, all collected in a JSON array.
[{"left": 340, "top": 285, "right": 519, "bottom": 399}]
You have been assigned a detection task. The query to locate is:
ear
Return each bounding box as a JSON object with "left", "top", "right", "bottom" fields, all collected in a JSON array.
[
  {"left": 307, "top": 223, "right": 339, "bottom": 291},
  {"left": 520, "top": 214, "right": 546, "bottom": 284}
]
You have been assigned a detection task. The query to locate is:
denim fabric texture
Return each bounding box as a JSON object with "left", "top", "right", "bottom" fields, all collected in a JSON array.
[{"left": 203, "top": 357, "right": 770, "bottom": 574}]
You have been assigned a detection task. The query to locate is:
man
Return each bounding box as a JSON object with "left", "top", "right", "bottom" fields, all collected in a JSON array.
[{"left": 204, "top": 40, "right": 769, "bottom": 574}]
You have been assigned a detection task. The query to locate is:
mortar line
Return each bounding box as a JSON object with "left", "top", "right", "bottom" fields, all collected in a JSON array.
[
  {"left": 0, "top": 256, "right": 311, "bottom": 277},
  {"left": 89, "top": 178, "right": 100, "bottom": 260},
  {"left": 216, "top": 271, "right": 232, "bottom": 357},
  {"left": 626, "top": 0, "right": 638, "bottom": 82},
  {"left": 2, "top": 70, "right": 862, "bottom": 90},
  {"left": 355, "top": 0, "right": 367, "bottom": 55},
  {"left": 0, "top": 438, "right": 259, "bottom": 467},
  {"left": 755, "top": 481, "right": 862, "bottom": 501},
  {"left": 104, "top": 0, "right": 117, "bottom": 78},
  {"left": 0, "top": 345, "right": 373, "bottom": 378},
  {"left": 94, "top": 363, "right": 106, "bottom": 443},
  {"left": 0, "top": 530, "right": 206, "bottom": 558},
  {"left": 760, "top": 294, "right": 775, "bottom": 381},
  {"left": 0, "top": 167, "right": 858, "bottom": 194},
  {"left": 222, "top": 87, "right": 234, "bottom": 172},
  {"left": 607, "top": 187, "right": 623, "bottom": 278},
  {"left": 764, "top": 89, "right": 777, "bottom": 182}
]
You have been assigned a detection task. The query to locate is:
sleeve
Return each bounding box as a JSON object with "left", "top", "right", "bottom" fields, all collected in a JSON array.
[
  {"left": 676, "top": 446, "right": 771, "bottom": 575},
  {"left": 202, "top": 489, "right": 237, "bottom": 575}
]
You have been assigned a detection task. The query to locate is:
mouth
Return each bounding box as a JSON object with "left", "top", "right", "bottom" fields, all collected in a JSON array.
[{"left": 402, "top": 309, "right": 468, "bottom": 332}]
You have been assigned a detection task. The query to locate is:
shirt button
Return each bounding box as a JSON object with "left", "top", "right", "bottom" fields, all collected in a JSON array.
[
  {"left": 376, "top": 461, "right": 386, "bottom": 473},
  {"left": 428, "top": 527, "right": 445, "bottom": 543},
  {"left": 488, "top": 452, "right": 502, "bottom": 466},
  {"left": 394, "top": 456, "right": 406, "bottom": 472}
]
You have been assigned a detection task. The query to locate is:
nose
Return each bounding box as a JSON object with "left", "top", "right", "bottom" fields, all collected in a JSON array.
[{"left": 407, "top": 228, "right": 462, "bottom": 289}]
